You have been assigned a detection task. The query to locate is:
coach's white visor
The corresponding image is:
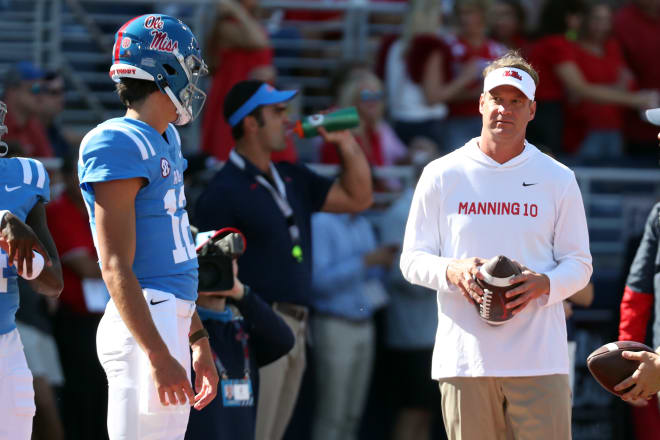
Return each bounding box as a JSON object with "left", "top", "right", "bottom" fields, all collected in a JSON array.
[{"left": 483, "top": 67, "right": 536, "bottom": 101}]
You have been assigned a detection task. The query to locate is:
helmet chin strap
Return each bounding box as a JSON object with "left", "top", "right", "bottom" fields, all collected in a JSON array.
[
  {"left": 163, "top": 85, "right": 191, "bottom": 126},
  {"left": 155, "top": 74, "right": 192, "bottom": 126},
  {"left": 0, "top": 141, "right": 8, "bottom": 157}
]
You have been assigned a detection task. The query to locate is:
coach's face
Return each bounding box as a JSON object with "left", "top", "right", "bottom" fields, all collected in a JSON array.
[{"left": 479, "top": 85, "right": 536, "bottom": 141}]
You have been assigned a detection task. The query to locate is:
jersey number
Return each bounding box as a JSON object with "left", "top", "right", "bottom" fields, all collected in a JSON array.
[{"left": 164, "top": 187, "right": 196, "bottom": 264}]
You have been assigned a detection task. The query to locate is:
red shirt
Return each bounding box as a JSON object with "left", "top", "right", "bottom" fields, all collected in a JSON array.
[
  {"left": 614, "top": 4, "right": 660, "bottom": 143},
  {"left": 320, "top": 127, "right": 384, "bottom": 166},
  {"left": 444, "top": 34, "right": 507, "bottom": 117},
  {"left": 562, "top": 38, "right": 626, "bottom": 153},
  {"left": 201, "top": 45, "right": 273, "bottom": 160},
  {"left": 528, "top": 35, "right": 576, "bottom": 102},
  {"left": 46, "top": 192, "right": 98, "bottom": 316},
  {"left": 4, "top": 112, "right": 53, "bottom": 158}
]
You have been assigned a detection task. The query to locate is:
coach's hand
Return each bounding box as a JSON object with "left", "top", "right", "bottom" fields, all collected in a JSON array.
[
  {"left": 504, "top": 265, "right": 550, "bottom": 315},
  {"left": 446, "top": 257, "right": 488, "bottom": 305},
  {"left": 150, "top": 353, "right": 195, "bottom": 407},
  {"left": 191, "top": 339, "right": 219, "bottom": 410}
]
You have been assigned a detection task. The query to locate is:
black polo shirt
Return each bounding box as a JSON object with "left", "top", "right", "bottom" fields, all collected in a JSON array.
[{"left": 195, "top": 158, "right": 333, "bottom": 306}]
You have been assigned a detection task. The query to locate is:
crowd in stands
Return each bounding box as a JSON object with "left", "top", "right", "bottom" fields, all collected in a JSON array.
[{"left": 0, "top": 0, "right": 659, "bottom": 439}]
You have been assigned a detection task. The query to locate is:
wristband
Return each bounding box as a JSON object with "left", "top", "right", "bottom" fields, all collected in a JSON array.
[{"left": 189, "top": 328, "right": 209, "bottom": 346}]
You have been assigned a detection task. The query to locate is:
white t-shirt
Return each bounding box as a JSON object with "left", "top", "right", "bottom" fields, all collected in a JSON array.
[
  {"left": 400, "top": 138, "right": 592, "bottom": 379},
  {"left": 385, "top": 39, "right": 448, "bottom": 123}
]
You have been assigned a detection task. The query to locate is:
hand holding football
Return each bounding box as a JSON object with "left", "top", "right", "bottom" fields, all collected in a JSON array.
[{"left": 586, "top": 341, "right": 654, "bottom": 396}]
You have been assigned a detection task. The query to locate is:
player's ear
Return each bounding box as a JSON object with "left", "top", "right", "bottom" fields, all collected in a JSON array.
[{"left": 479, "top": 93, "right": 485, "bottom": 115}]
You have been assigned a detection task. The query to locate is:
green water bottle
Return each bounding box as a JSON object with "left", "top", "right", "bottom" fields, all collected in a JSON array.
[{"left": 293, "top": 107, "right": 360, "bottom": 138}]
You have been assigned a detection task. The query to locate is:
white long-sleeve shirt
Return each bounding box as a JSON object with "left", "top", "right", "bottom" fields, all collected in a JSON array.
[{"left": 400, "top": 138, "right": 592, "bottom": 379}]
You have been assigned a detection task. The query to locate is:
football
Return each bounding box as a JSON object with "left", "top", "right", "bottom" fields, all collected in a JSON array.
[
  {"left": 586, "top": 341, "right": 654, "bottom": 396},
  {"left": 474, "top": 255, "right": 523, "bottom": 325}
]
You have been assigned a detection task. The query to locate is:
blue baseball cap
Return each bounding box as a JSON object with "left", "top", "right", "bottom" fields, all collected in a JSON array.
[{"left": 226, "top": 82, "right": 297, "bottom": 127}]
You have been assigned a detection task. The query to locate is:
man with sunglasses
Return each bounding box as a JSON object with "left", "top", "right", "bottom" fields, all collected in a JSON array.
[
  {"left": 78, "top": 15, "right": 218, "bottom": 440},
  {"left": 1, "top": 61, "right": 53, "bottom": 158}
]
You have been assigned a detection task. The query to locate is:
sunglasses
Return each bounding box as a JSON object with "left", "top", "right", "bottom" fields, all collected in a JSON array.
[
  {"left": 359, "top": 90, "right": 383, "bottom": 102},
  {"left": 28, "top": 83, "right": 64, "bottom": 96}
]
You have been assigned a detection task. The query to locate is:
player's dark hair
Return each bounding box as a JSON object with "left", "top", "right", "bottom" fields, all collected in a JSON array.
[
  {"left": 224, "top": 80, "right": 266, "bottom": 141},
  {"left": 116, "top": 78, "right": 160, "bottom": 107}
]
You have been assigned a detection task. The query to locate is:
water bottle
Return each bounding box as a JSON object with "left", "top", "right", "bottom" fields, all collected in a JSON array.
[{"left": 293, "top": 107, "right": 360, "bottom": 138}]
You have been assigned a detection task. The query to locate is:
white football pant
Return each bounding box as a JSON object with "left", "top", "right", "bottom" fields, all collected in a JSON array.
[{"left": 97, "top": 289, "right": 195, "bottom": 440}]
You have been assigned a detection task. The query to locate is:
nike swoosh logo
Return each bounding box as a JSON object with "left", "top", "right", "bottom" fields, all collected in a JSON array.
[
  {"left": 5, "top": 185, "right": 21, "bottom": 192},
  {"left": 522, "top": 182, "right": 538, "bottom": 187},
  {"left": 150, "top": 299, "right": 169, "bottom": 305}
]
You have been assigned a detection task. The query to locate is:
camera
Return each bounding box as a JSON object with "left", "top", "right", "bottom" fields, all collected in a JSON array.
[{"left": 194, "top": 228, "right": 246, "bottom": 291}]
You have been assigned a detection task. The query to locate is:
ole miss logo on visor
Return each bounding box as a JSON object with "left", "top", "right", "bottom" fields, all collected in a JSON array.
[{"left": 503, "top": 70, "right": 523, "bottom": 81}]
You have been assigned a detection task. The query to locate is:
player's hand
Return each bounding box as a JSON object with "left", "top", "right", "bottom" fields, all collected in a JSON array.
[
  {"left": 504, "top": 266, "right": 550, "bottom": 315},
  {"left": 198, "top": 260, "right": 245, "bottom": 300},
  {"left": 0, "top": 212, "right": 52, "bottom": 277},
  {"left": 614, "top": 351, "right": 660, "bottom": 401},
  {"left": 446, "top": 257, "right": 488, "bottom": 305},
  {"left": 191, "top": 340, "right": 219, "bottom": 410},
  {"left": 150, "top": 352, "right": 195, "bottom": 407}
]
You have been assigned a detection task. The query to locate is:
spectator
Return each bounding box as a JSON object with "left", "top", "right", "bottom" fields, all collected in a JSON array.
[
  {"left": 195, "top": 80, "right": 372, "bottom": 440},
  {"left": 37, "top": 71, "right": 74, "bottom": 160},
  {"left": 561, "top": 1, "right": 657, "bottom": 162},
  {"left": 400, "top": 52, "right": 592, "bottom": 439},
  {"left": 443, "top": 0, "right": 507, "bottom": 150},
  {"left": 378, "top": 140, "right": 445, "bottom": 440},
  {"left": 186, "top": 257, "right": 294, "bottom": 440},
  {"left": 382, "top": 0, "right": 476, "bottom": 152},
  {"left": 321, "top": 69, "right": 407, "bottom": 168},
  {"left": 201, "top": 0, "right": 280, "bottom": 162},
  {"left": 46, "top": 158, "right": 109, "bottom": 440},
  {"left": 488, "top": 0, "right": 530, "bottom": 56},
  {"left": 0, "top": 99, "right": 64, "bottom": 440},
  {"left": 526, "top": 0, "right": 583, "bottom": 155},
  {"left": 1, "top": 61, "right": 54, "bottom": 157},
  {"left": 309, "top": 212, "right": 395, "bottom": 440},
  {"left": 614, "top": 0, "right": 660, "bottom": 159}
]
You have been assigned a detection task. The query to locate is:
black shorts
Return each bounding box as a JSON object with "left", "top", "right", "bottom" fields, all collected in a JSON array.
[{"left": 386, "top": 348, "right": 441, "bottom": 411}]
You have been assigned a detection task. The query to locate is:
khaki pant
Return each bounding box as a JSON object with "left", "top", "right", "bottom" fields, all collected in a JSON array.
[
  {"left": 439, "top": 375, "right": 571, "bottom": 440},
  {"left": 311, "top": 315, "right": 375, "bottom": 440},
  {"left": 256, "top": 304, "right": 308, "bottom": 440}
]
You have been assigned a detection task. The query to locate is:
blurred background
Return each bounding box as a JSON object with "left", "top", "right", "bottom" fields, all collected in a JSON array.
[{"left": 0, "top": 1, "right": 659, "bottom": 439}]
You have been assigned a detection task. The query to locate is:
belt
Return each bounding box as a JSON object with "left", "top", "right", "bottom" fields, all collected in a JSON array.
[{"left": 273, "top": 302, "right": 308, "bottom": 321}]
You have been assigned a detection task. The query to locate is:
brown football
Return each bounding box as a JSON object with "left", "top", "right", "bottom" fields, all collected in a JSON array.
[
  {"left": 586, "top": 341, "right": 654, "bottom": 396},
  {"left": 474, "top": 255, "right": 523, "bottom": 325}
]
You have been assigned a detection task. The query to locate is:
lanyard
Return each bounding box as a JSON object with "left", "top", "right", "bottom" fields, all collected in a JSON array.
[
  {"left": 229, "top": 150, "right": 303, "bottom": 262},
  {"left": 213, "top": 320, "right": 251, "bottom": 379}
]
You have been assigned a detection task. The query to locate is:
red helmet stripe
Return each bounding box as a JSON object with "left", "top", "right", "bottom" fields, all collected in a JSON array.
[{"left": 113, "top": 15, "right": 144, "bottom": 64}]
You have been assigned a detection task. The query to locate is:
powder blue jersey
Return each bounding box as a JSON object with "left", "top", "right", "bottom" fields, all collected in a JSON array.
[
  {"left": 78, "top": 117, "right": 198, "bottom": 301},
  {"left": 0, "top": 157, "right": 50, "bottom": 334}
]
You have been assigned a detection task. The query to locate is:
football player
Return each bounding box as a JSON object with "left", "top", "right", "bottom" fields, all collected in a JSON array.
[
  {"left": 77, "top": 15, "right": 217, "bottom": 440},
  {"left": 615, "top": 107, "right": 660, "bottom": 409},
  {"left": 0, "top": 99, "right": 64, "bottom": 440}
]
